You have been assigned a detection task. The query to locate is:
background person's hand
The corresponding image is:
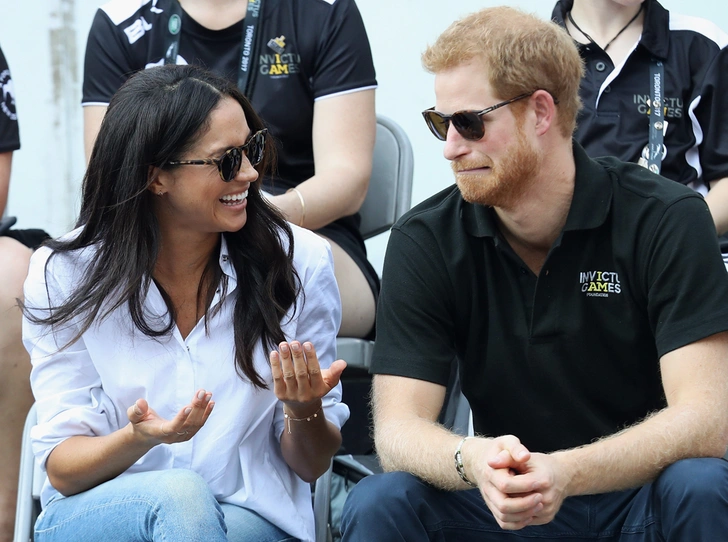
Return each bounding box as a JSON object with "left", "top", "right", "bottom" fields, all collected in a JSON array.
[
  {"left": 126, "top": 389, "right": 215, "bottom": 446},
  {"left": 270, "top": 341, "right": 346, "bottom": 415}
]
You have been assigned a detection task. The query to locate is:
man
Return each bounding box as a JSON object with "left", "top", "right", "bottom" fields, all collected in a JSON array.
[
  {"left": 340, "top": 7, "right": 728, "bottom": 541},
  {"left": 552, "top": 0, "right": 728, "bottom": 236},
  {"left": 0, "top": 42, "right": 36, "bottom": 542}
]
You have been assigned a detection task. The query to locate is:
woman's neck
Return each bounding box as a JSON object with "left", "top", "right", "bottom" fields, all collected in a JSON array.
[{"left": 178, "top": 0, "right": 248, "bottom": 30}]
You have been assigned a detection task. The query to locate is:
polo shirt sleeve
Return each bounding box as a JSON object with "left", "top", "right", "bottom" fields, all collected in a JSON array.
[
  {"left": 370, "top": 226, "right": 457, "bottom": 387},
  {"left": 0, "top": 44, "right": 20, "bottom": 153},
  {"left": 22, "top": 246, "right": 119, "bottom": 471},
  {"left": 310, "top": 0, "right": 376, "bottom": 100},
  {"left": 690, "top": 46, "right": 728, "bottom": 184},
  {"left": 646, "top": 194, "right": 728, "bottom": 357},
  {"left": 82, "top": 9, "right": 136, "bottom": 106}
]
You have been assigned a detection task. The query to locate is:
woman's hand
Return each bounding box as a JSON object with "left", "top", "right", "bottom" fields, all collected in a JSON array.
[
  {"left": 126, "top": 389, "right": 215, "bottom": 445},
  {"left": 270, "top": 341, "right": 346, "bottom": 415}
]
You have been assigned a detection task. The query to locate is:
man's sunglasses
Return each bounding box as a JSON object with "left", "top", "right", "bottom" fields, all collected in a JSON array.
[
  {"left": 167, "top": 128, "right": 268, "bottom": 182},
  {"left": 422, "top": 92, "right": 536, "bottom": 141}
]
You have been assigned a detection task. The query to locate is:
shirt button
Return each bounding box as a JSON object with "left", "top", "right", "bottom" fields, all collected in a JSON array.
[
  {"left": 222, "top": 255, "right": 229, "bottom": 262},
  {"left": 520, "top": 268, "right": 527, "bottom": 275},
  {"left": 595, "top": 61, "right": 607, "bottom": 72},
  {"left": 604, "top": 85, "right": 611, "bottom": 93}
]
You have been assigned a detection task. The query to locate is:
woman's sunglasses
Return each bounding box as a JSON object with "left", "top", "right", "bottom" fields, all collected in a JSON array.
[
  {"left": 422, "top": 92, "right": 536, "bottom": 141},
  {"left": 167, "top": 128, "right": 268, "bottom": 182}
]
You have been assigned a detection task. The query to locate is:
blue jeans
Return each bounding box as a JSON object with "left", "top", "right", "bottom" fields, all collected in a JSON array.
[
  {"left": 34, "top": 469, "right": 296, "bottom": 542},
  {"left": 341, "top": 458, "right": 728, "bottom": 541}
]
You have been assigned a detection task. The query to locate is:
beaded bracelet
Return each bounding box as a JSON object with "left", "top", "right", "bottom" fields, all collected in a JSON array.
[
  {"left": 454, "top": 436, "right": 477, "bottom": 487},
  {"left": 283, "top": 405, "right": 322, "bottom": 434}
]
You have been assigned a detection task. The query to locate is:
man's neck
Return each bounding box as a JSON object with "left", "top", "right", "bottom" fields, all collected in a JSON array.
[
  {"left": 178, "top": 0, "right": 248, "bottom": 30},
  {"left": 493, "top": 143, "right": 576, "bottom": 275}
]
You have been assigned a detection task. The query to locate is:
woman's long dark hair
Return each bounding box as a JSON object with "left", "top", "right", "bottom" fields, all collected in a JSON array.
[{"left": 24, "top": 64, "right": 299, "bottom": 389}]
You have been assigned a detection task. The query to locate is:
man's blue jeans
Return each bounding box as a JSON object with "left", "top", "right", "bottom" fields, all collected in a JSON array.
[
  {"left": 341, "top": 458, "right": 728, "bottom": 541},
  {"left": 34, "top": 469, "right": 296, "bottom": 541}
]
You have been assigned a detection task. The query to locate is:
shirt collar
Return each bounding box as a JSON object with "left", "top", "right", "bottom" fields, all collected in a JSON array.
[
  {"left": 218, "top": 235, "right": 237, "bottom": 287},
  {"left": 461, "top": 141, "right": 612, "bottom": 238},
  {"left": 552, "top": 0, "right": 669, "bottom": 60}
]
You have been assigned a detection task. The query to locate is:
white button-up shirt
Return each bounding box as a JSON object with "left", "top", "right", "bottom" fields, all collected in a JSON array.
[{"left": 23, "top": 226, "right": 348, "bottom": 542}]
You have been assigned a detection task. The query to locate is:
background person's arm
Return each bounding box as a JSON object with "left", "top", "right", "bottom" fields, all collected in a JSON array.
[
  {"left": 83, "top": 105, "right": 107, "bottom": 163},
  {"left": 706, "top": 177, "right": 728, "bottom": 235},
  {"left": 267, "top": 89, "right": 375, "bottom": 229},
  {"left": 0, "top": 151, "right": 12, "bottom": 216}
]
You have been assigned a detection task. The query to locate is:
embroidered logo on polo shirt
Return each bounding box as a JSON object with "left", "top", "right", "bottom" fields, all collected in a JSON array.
[
  {"left": 124, "top": 16, "right": 152, "bottom": 44},
  {"left": 267, "top": 35, "right": 286, "bottom": 54},
  {"left": 0, "top": 69, "right": 16, "bottom": 121},
  {"left": 633, "top": 95, "right": 683, "bottom": 119},
  {"left": 259, "top": 46, "right": 301, "bottom": 78},
  {"left": 579, "top": 270, "right": 621, "bottom": 297}
]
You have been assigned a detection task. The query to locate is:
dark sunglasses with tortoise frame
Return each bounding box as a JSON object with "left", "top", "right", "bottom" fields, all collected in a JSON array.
[{"left": 167, "top": 128, "right": 268, "bottom": 182}]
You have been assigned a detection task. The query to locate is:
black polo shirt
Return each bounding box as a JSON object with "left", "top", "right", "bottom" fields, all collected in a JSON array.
[
  {"left": 552, "top": 0, "right": 728, "bottom": 189},
  {"left": 371, "top": 143, "right": 728, "bottom": 453}
]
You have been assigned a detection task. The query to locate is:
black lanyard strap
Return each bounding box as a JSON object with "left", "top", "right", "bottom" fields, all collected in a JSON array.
[
  {"left": 163, "top": 0, "right": 264, "bottom": 96},
  {"left": 647, "top": 59, "right": 665, "bottom": 174}
]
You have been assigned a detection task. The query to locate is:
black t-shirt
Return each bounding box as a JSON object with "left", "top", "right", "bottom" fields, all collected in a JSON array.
[
  {"left": 552, "top": 0, "right": 728, "bottom": 190},
  {"left": 0, "top": 43, "right": 20, "bottom": 153},
  {"left": 371, "top": 142, "right": 728, "bottom": 453},
  {"left": 83, "top": 0, "right": 376, "bottom": 188}
]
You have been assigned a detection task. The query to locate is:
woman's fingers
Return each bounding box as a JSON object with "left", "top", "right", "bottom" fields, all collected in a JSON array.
[{"left": 271, "top": 341, "right": 341, "bottom": 402}]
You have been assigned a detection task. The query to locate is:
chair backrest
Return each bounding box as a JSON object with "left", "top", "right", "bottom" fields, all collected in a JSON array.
[
  {"left": 14, "top": 402, "right": 41, "bottom": 542},
  {"left": 358, "top": 116, "right": 414, "bottom": 240}
]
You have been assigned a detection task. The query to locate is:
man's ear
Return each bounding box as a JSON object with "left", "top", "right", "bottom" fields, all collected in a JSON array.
[{"left": 532, "top": 89, "right": 557, "bottom": 136}]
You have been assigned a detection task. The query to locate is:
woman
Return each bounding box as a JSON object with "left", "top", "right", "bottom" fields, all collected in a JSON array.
[
  {"left": 23, "top": 64, "right": 348, "bottom": 542},
  {"left": 82, "top": 0, "right": 378, "bottom": 339}
]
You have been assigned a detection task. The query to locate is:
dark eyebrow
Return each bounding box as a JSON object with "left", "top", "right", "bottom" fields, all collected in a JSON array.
[{"left": 208, "top": 131, "right": 254, "bottom": 157}]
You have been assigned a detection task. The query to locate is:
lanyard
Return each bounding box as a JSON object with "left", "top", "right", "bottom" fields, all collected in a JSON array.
[
  {"left": 163, "top": 0, "right": 263, "bottom": 96},
  {"left": 646, "top": 59, "right": 665, "bottom": 174}
]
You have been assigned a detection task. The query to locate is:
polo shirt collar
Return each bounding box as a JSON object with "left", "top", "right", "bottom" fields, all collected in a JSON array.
[
  {"left": 563, "top": 141, "right": 612, "bottom": 231},
  {"left": 552, "top": 0, "right": 670, "bottom": 60},
  {"left": 461, "top": 141, "right": 612, "bottom": 238}
]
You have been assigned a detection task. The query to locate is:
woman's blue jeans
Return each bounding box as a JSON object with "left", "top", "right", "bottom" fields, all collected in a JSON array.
[
  {"left": 34, "top": 469, "right": 296, "bottom": 541},
  {"left": 341, "top": 458, "right": 728, "bottom": 541}
]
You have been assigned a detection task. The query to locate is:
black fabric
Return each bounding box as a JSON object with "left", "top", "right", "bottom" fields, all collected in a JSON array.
[
  {"left": 0, "top": 43, "right": 20, "bottom": 153},
  {"left": 82, "top": 0, "right": 378, "bottom": 299},
  {"left": 552, "top": 0, "right": 728, "bottom": 189},
  {"left": 2, "top": 228, "right": 51, "bottom": 249},
  {"left": 371, "top": 142, "right": 728, "bottom": 454}
]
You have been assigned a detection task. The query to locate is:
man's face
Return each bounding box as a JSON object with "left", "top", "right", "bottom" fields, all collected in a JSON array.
[{"left": 434, "top": 61, "right": 541, "bottom": 211}]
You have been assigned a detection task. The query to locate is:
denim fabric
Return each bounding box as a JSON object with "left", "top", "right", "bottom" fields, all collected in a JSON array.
[
  {"left": 35, "top": 469, "right": 294, "bottom": 542},
  {"left": 341, "top": 458, "right": 728, "bottom": 541}
]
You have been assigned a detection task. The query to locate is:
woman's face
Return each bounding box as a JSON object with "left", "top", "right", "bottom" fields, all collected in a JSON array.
[{"left": 155, "top": 97, "right": 260, "bottom": 236}]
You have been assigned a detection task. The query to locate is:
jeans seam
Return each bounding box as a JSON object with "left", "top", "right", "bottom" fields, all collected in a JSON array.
[{"left": 35, "top": 497, "right": 158, "bottom": 535}]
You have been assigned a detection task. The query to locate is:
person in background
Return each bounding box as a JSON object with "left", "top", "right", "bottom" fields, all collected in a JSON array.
[
  {"left": 0, "top": 41, "right": 46, "bottom": 542},
  {"left": 23, "top": 64, "right": 347, "bottom": 542},
  {"left": 552, "top": 0, "right": 728, "bottom": 235},
  {"left": 341, "top": 7, "right": 728, "bottom": 541}
]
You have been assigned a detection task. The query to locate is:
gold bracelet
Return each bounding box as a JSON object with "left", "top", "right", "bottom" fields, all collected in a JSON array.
[
  {"left": 286, "top": 187, "right": 306, "bottom": 227},
  {"left": 283, "top": 405, "right": 322, "bottom": 434}
]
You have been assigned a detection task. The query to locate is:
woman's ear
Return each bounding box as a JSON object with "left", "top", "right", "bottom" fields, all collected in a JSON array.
[{"left": 147, "top": 165, "right": 167, "bottom": 197}]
